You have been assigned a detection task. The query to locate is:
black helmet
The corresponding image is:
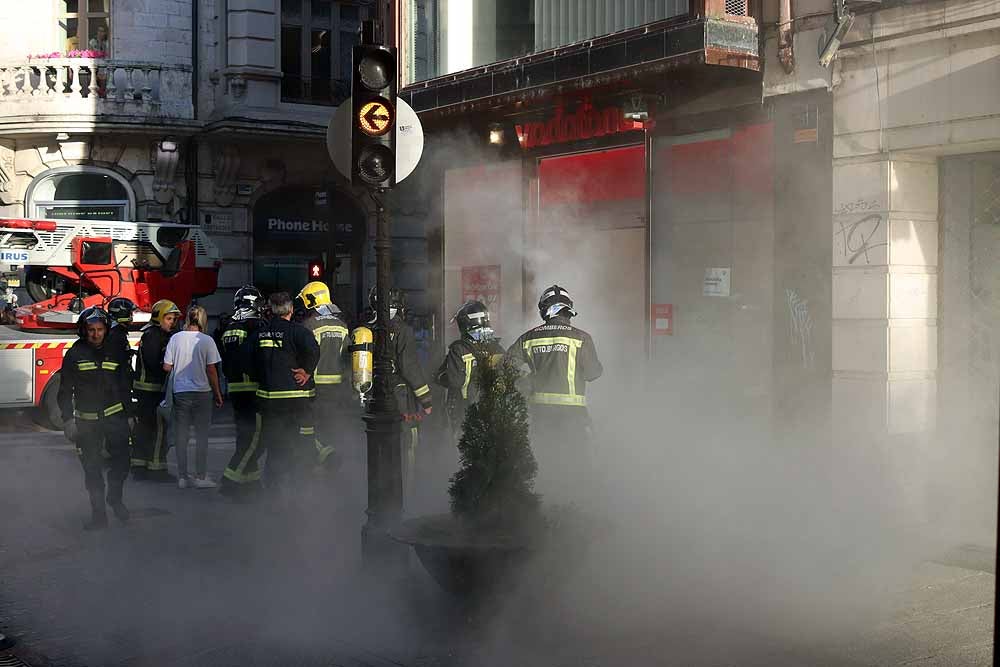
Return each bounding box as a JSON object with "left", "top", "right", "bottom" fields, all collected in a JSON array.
[
  {"left": 453, "top": 300, "right": 494, "bottom": 342},
  {"left": 77, "top": 306, "right": 112, "bottom": 339},
  {"left": 368, "top": 286, "right": 406, "bottom": 317},
  {"left": 538, "top": 284, "right": 577, "bottom": 321},
  {"left": 107, "top": 297, "right": 137, "bottom": 324},
  {"left": 232, "top": 285, "right": 263, "bottom": 321}
]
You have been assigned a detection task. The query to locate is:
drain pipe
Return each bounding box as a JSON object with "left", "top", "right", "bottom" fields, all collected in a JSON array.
[
  {"left": 778, "top": 0, "right": 795, "bottom": 74},
  {"left": 186, "top": 0, "right": 200, "bottom": 225}
]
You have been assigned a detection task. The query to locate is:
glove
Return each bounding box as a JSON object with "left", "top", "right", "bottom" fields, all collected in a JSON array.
[{"left": 63, "top": 418, "right": 78, "bottom": 443}]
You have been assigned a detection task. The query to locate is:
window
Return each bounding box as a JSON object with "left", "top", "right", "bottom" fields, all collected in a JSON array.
[
  {"left": 28, "top": 168, "right": 135, "bottom": 221},
  {"left": 58, "top": 0, "right": 112, "bottom": 55},
  {"left": 281, "top": 0, "right": 366, "bottom": 106}
]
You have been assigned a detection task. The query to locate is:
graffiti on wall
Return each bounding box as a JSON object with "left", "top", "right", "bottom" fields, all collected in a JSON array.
[
  {"left": 835, "top": 214, "right": 888, "bottom": 265},
  {"left": 786, "top": 288, "right": 815, "bottom": 370}
]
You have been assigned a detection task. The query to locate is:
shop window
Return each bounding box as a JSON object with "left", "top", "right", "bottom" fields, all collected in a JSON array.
[
  {"left": 28, "top": 168, "right": 134, "bottom": 221},
  {"left": 58, "top": 0, "right": 112, "bottom": 55},
  {"left": 281, "top": 0, "right": 366, "bottom": 106}
]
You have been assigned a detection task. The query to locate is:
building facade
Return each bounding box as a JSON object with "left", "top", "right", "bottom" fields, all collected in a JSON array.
[
  {"left": 0, "top": 0, "right": 400, "bottom": 322},
  {"left": 395, "top": 0, "right": 1000, "bottom": 542}
]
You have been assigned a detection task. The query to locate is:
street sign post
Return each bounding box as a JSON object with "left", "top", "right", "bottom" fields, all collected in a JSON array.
[{"left": 328, "top": 96, "right": 423, "bottom": 185}]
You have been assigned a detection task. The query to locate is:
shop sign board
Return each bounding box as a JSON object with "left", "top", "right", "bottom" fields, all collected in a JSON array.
[
  {"left": 514, "top": 104, "right": 640, "bottom": 149},
  {"left": 461, "top": 265, "right": 501, "bottom": 325},
  {"left": 703, "top": 267, "right": 731, "bottom": 297},
  {"left": 651, "top": 304, "right": 673, "bottom": 335}
]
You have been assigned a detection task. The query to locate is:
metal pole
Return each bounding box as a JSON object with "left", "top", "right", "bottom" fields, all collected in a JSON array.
[
  {"left": 994, "top": 384, "right": 998, "bottom": 666},
  {"left": 361, "top": 190, "right": 405, "bottom": 568}
]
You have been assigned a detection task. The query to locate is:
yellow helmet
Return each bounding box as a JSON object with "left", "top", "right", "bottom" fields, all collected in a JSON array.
[
  {"left": 298, "top": 281, "right": 332, "bottom": 310},
  {"left": 150, "top": 299, "right": 182, "bottom": 326}
]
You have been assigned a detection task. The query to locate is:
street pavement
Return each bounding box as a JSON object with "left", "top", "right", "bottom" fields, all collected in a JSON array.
[{"left": 0, "top": 413, "right": 995, "bottom": 666}]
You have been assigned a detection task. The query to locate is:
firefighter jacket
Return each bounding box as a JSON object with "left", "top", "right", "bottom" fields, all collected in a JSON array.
[
  {"left": 250, "top": 316, "right": 321, "bottom": 400},
  {"left": 219, "top": 318, "right": 260, "bottom": 394},
  {"left": 435, "top": 338, "right": 504, "bottom": 424},
  {"left": 302, "top": 306, "right": 349, "bottom": 387},
  {"left": 388, "top": 315, "right": 432, "bottom": 415},
  {"left": 133, "top": 326, "right": 173, "bottom": 393},
  {"left": 58, "top": 338, "right": 133, "bottom": 423},
  {"left": 507, "top": 316, "right": 603, "bottom": 408}
]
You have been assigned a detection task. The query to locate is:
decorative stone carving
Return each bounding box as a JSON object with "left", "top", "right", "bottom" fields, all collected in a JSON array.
[
  {"left": 151, "top": 140, "right": 180, "bottom": 205},
  {"left": 0, "top": 142, "right": 13, "bottom": 201},
  {"left": 213, "top": 145, "right": 241, "bottom": 207}
]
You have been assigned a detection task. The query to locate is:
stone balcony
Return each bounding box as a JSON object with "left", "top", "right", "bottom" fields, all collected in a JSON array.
[{"left": 0, "top": 59, "right": 194, "bottom": 134}]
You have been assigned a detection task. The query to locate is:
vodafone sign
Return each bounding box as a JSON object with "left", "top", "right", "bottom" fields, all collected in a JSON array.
[{"left": 515, "top": 104, "right": 642, "bottom": 149}]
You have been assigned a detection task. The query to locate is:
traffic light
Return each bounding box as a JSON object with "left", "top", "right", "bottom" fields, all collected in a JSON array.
[
  {"left": 351, "top": 39, "right": 397, "bottom": 189},
  {"left": 308, "top": 258, "right": 324, "bottom": 281}
]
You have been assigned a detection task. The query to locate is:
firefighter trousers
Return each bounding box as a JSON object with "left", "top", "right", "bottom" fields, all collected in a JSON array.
[
  {"left": 131, "top": 389, "right": 169, "bottom": 472},
  {"left": 258, "top": 397, "right": 312, "bottom": 493},
  {"left": 77, "top": 414, "right": 130, "bottom": 513},
  {"left": 311, "top": 386, "right": 351, "bottom": 468},
  {"left": 221, "top": 392, "right": 263, "bottom": 495},
  {"left": 529, "top": 405, "right": 594, "bottom": 501}
]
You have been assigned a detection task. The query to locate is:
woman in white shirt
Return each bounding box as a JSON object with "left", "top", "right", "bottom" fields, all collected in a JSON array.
[{"left": 163, "top": 305, "right": 224, "bottom": 489}]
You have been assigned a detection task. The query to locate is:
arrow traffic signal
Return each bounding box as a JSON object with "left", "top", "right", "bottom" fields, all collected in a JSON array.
[{"left": 351, "top": 37, "right": 397, "bottom": 190}]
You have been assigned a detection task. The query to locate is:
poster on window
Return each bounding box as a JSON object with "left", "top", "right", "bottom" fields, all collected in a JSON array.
[{"left": 461, "top": 265, "right": 501, "bottom": 326}]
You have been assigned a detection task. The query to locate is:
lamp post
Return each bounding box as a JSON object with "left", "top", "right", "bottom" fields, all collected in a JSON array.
[{"left": 360, "top": 190, "right": 406, "bottom": 567}]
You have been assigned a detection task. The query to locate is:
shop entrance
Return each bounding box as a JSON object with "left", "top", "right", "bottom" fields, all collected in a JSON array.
[
  {"left": 529, "top": 145, "right": 648, "bottom": 420},
  {"left": 252, "top": 186, "right": 366, "bottom": 320}
]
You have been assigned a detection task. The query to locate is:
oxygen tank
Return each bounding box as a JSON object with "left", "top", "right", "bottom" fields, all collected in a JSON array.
[{"left": 350, "top": 325, "right": 374, "bottom": 398}]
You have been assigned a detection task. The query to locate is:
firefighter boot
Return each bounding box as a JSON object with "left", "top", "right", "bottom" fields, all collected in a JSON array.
[
  {"left": 106, "top": 483, "right": 130, "bottom": 523},
  {"left": 84, "top": 491, "right": 108, "bottom": 531}
]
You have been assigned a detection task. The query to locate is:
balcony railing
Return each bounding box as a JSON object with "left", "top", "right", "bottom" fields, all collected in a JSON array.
[{"left": 0, "top": 59, "right": 193, "bottom": 120}]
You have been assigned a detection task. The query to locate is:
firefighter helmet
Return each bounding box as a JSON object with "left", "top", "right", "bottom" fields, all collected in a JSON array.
[
  {"left": 368, "top": 286, "right": 405, "bottom": 319},
  {"left": 77, "top": 306, "right": 112, "bottom": 339},
  {"left": 232, "top": 285, "right": 263, "bottom": 321},
  {"left": 538, "top": 284, "right": 577, "bottom": 321},
  {"left": 107, "top": 297, "right": 137, "bottom": 324},
  {"left": 298, "top": 281, "right": 332, "bottom": 310},
  {"left": 452, "top": 300, "right": 494, "bottom": 342},
  {"left": 150, "top": 299, "right": 182, "bottom": 326}
]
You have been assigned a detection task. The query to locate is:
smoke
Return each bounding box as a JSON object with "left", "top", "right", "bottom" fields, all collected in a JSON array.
[{"left": 382, "top": 125, "right": 985, "bottom": 666}]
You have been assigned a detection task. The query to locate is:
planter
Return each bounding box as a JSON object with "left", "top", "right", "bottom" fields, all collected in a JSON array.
[
  {"left": 391, "top": 509, "right": 610, "bottom": 597},
  {"left": 391, "top": 513, "right": 536, "bottom": 596}
]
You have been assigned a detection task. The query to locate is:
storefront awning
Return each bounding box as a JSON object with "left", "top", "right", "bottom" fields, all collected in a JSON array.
[{"left": 401, "top": 14, "right": 759, "bottom": 124}]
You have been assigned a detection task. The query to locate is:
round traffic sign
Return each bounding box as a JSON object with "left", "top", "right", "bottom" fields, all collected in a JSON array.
[{"left": 357, "top": 99, "right": 393, "bottom": 137}]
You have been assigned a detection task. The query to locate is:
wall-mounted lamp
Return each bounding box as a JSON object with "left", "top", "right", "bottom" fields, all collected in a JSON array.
[
  {"left": 158, "top": 138, "right": 178, "bottom": 152},
  {"left": 488, "top": 122, "right": 505, "bottom": 146},
  {"left": 55, "top": 132, "right": 70, "bottom": 142}
]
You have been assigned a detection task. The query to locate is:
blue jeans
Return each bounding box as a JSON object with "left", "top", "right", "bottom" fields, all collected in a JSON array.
[{"left": 172, "top": 391, "right": 213, "bottom": 478}]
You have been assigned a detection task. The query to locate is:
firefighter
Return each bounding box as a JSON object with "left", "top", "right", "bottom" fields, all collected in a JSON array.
[
  {"left": 507, "top": 285, "right": 603, "bottom": 493},
  {"left": 131, "top": 299, "right": 181, "bottom": 480},
  {"left": 58, "top": 307, "right": 133, "bottom": 530},
  {"left": 251, "top": 291, "right": 320, "bottom": 499},
  {"left": 368, "top": 287, "right": 432, "bottom": 495},
  {"left": 106, "top": 297, "right": 136, "bottom": 362},
  {"left": 219, "top": 286, "right": 265, "bottom": 500},
  {"left": 296, "top": 281, "right": 350, "bottom": 471},
  {"left": 435, "top": 300, "right": 504, "bottom": 443}
]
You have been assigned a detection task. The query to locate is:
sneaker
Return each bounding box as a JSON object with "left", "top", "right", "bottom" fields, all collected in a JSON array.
[
  {"left": 178, "top": 476, "right": 190, "bottom": 489},
  {"left": 192, "top": 476, "right": 218, "bottom": 489}
]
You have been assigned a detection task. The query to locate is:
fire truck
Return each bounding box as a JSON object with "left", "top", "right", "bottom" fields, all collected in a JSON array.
[{"left": 0, "top": 217, "right": 221, "bottom": 429}]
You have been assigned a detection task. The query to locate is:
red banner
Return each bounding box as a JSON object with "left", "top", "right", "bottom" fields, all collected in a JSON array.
[{"left": 461, "top": 265, "right": 501, "bottom": 325}]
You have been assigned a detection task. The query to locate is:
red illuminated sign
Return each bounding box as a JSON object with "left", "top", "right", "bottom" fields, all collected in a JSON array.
[{"left": 515, "top": 104, "right": 642, "bottom": 150}]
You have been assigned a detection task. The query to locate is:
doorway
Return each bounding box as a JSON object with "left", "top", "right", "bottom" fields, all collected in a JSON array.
[{"left": 528, "top": 145, "right": 648, "bottom": 419}]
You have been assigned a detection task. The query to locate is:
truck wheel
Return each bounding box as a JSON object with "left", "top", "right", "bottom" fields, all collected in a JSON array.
[{"left": 33, "top": 373, "right": 64, "bottom": 431}]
